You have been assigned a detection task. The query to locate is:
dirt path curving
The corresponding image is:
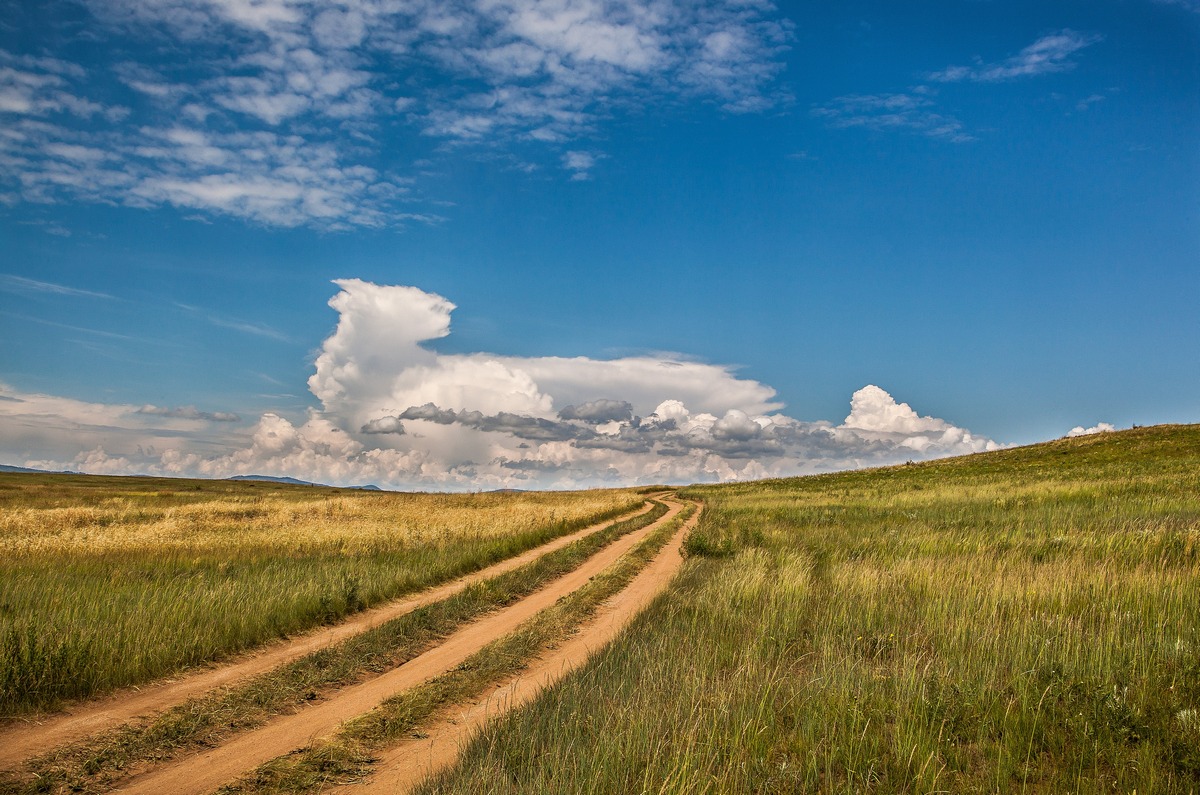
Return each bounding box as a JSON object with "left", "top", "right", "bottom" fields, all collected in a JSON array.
[
  {"left": 107, "top": 499, "right": 686, "bottom": 795},
  {"left": 329, "top": 501, "right": 701, "bottom": 795},
  {"left": 0, "top": 500, "right": 660, "bottom": 771}
]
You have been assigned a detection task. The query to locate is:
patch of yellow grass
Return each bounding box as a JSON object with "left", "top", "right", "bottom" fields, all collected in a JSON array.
[{"left": 0, "top": 490, "right": 638, "bottom": 556}]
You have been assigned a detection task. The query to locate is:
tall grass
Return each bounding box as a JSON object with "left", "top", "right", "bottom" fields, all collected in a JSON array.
[
  {"left": 420, "top": 425, "right": 1200, "bottom": 794},
  {"left": 0, "top": 474, "right": 641, "bottom": 714}
]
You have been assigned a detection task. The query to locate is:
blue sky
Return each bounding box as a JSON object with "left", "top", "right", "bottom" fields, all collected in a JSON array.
[{"left": 1, "top": 0, "right": 1196, "bottom": 489}]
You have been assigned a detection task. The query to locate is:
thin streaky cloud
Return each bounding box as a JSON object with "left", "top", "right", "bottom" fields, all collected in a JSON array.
[
  {"left": 929, "top": 30, "right": 1103, "bottom": 83},
  {"left": 205, "top": 316, "right": 292, "bottom": 342},
  {"left": 1, "top": 310, "right": 135, "bottom": 340},
  {"left": 174, "top": 302, "right": 292, "bottom": 342},
  {"left": 1, "top": 274, "right": 115, "bottom": 299},
  {"left": 811, "top": 91, "right": 975, "bottom": 143}
]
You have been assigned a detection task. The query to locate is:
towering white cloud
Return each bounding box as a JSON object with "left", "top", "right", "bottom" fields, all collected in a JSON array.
[{"left": 0, "top": 281, "right": 1004, "bottom": 489}]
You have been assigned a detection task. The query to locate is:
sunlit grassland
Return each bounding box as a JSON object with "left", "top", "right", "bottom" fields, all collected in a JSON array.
[
  {"left": 420, "top": 425, "right": 1200, "bottom": 794},
  {"left": 0, "top": 474, "right": 642, "bottom": 714}
]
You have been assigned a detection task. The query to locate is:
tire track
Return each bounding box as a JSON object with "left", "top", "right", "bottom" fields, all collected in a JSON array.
[
  {"left": 107, "top": 499, "right": 686, "bottom": 795},
  {"left": 331, "top": 501, "right": 700, "bottom": 795},
  {"left": 0, "top": 500, "right": 658, "bottom": 770}
]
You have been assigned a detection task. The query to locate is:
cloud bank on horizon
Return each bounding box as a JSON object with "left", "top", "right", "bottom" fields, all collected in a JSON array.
[{"left": 0, "top": 279, "right": 1018, "bottom": 489}]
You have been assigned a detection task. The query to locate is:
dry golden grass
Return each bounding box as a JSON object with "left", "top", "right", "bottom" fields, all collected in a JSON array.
[
  {"left": 0, "top": 473, "right": 642, "bottom": 713},
  {"left": 0, "top": 485, "right": 635, "bottom": 556}
]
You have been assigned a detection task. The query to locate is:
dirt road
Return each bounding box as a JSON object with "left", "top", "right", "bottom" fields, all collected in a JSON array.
[
  {"left": 108, "top": 499, "right": 686, "bottom": 795},
  {"left": 0, "top": 500, "right": 657, "bottom": 770},
  {"left": 332, "top": 501, "right": 700, "bottom": 794}
]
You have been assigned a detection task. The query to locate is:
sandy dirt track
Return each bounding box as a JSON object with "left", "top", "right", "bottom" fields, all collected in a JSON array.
[
  {"left": 107, "top": 499, "right": 686, "bottom": 795},
  {"left": 0, "top": 500, "right": 657, "bottom": 770},
  {"left": 330, "top": 501, "right": 700, "bottom": 795}
]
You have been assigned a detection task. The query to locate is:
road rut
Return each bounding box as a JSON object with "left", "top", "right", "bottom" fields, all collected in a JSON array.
[
  {"left": 108, "top": 499, "right": 685, "bottom": 795},
  {"left": 332, "top": 501, "right": 700, "bottom": 795},
  {"left": 0, "top": 500, "right": 657, "bottom": 770}
]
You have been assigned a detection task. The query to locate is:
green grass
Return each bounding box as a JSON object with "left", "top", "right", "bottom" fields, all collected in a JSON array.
[
  {"left": 419, "top": 425, "right": 1200, "bottom": 794},
  {"left": 0, "top": 475, "right": 641, "bottom": 714},
  {"left": 3, "top": 502, "right": 672, "bottom": 795}
]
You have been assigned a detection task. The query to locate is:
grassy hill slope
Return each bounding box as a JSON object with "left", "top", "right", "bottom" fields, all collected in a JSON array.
[{"left": 423, "top": 425, "right": 1200, "bottom": 794}]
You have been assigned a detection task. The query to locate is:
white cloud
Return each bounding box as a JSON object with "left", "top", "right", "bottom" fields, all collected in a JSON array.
[
  {"left": 562, "top": 149, "right": 600, "bottom": 180},
  {"left": 0, "top": 274, "right": 114, "bottom": 299},
  {"left": 929, "top": 30, "right": 1103, "bottom": 83},
  {"left": 1, "top": 115, "right": 413, "bottom": 228},
  {"left": 811, "top": 90, "right": 974, "bottom": 143},
  {"left": 0, "top": 282, "right": 1004, "bottom": 489},
  {"left": 0, "top": 383, "right": 246, "bottom": 465},
  {"left": 816, "top": 29, "right": 1103, "bottom": 145},
  {"left": 1, "top": 1, "right": 789, "bottom": 227},
  {"left": 1067, "top": 422, "right": 1116, "bottom": 437},
  {"left": 842, "top": 384, "right": 950, "bottom": 434}
]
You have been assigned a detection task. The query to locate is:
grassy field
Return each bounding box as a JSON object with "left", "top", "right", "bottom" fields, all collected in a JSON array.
[
  {"left": 420, "top": 425, "right": 1200, "bottom": 794},
  {"left": 217, "top": 501, "right": 696, "bottom": 795},
  {"left": 0, "top": 474, "right": 642, "bottom": 714}
]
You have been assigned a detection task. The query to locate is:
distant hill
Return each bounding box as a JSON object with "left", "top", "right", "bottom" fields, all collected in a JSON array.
[
  {"left": 228, "top": 474, "right": 319, "bottom": 486},
  {"left": 0, "top": 463, "right": 79, "bottom": 475},
  {"left": 228, "top": 474, "right": 385, "bottom": 491}
]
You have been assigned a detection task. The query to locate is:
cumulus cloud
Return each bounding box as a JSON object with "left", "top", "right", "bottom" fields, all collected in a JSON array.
[
  {"left": 1067, "top": 422, "right": 1116, "bottom": 437},
  {"left": 842, "top": 385, "right": 949, "bottom": 434},
  {"left": 2, "top": 1, "right": 790, "bottom": 227},
  {"left": 0, "top": 281, "right": 1005, "bottom": 489}
]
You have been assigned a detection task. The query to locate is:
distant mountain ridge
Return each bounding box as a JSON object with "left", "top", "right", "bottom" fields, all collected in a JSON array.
[
  {"left": 228, "top": 474, "right": 317, "bottom": 486},
  {"left": 0, "top": 466, "right": 381, "bottom": 490},
  {"left": 228, "top": 474, "right": 384, "bottom": 491},
  {"left": 0, "top": 463, "right": 79, "bottom": 475}
]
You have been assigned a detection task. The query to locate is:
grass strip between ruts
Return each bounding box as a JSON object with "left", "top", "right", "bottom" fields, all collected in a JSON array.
[
  {"left": 3, "top": 500, "right": 671, "bottom": 795},
  {"left": 216, "top": 501, "right": 697, "bottom": 795}
]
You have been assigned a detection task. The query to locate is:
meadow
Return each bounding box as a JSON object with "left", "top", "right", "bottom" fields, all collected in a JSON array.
[
  {"left": 0, "top": 474, "right": 641, "bottom": 714},
  {"left": 420, "top": 425, "right": 1200, "bottom": 794}
]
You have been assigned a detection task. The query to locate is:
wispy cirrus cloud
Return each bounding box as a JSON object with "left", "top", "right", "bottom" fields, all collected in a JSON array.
[
  {"left": 811, "top": 90, "right": 974, "bottom": 143},
  {"left": 816, "top": 30, "right": 1103, "bottom": 144},
  {"left": 928, "top": 30, "right": 1103, "bottom": 83},
  {"left": 0, "top": 0, "right": 791, "bottom": 229},
  {"left": 175, "top": 302, "right": 292, "bottom": 342},
  {"left": 0, "top": 274, "right": 114, "bottom": 299}
]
